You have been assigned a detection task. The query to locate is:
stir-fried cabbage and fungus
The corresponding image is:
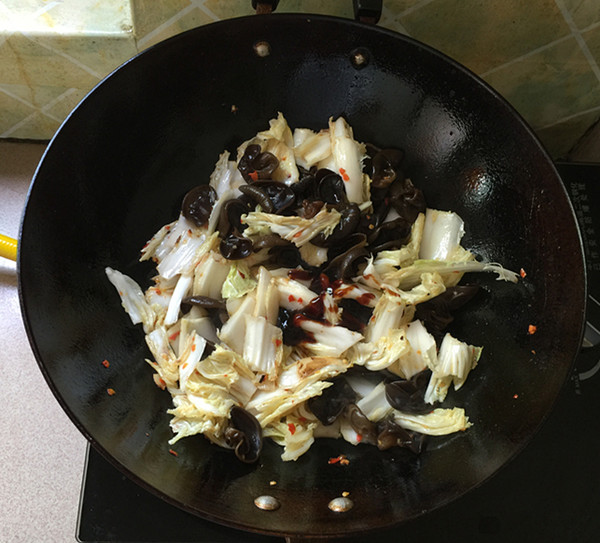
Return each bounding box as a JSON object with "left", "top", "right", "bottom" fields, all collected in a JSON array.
[{"left": 106, "top": 114, "right": 519, "bottom": 463}]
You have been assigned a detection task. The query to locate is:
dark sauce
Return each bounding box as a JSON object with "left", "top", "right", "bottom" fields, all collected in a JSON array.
[
  {"left": 277, "top": 307, "right": 315, "bottom": 345},
  {"left": 279, "top": 271, "right": 377, "bottom": 343},
  {"left": 287, "top": 269, "right": 314, "bottom": 282},
  {"left": 338, "top": 298, "right": 374, "bottom": 332}
]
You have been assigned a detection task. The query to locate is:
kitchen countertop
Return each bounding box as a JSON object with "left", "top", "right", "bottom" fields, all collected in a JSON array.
[{"left": 0, "top": 141, "right": 86, "bottom": 543}]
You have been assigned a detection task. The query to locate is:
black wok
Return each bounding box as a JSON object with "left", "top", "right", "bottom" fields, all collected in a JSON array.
[{"left": 18, "top": 12, "right": 585, "bottom": 540}]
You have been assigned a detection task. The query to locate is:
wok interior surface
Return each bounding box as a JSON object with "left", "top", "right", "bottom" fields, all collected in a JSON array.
[{"left": 18, "top": 15, "right": 585, "bottom": 538}]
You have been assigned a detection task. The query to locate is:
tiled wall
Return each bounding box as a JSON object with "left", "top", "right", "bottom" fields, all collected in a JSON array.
[{"left": 1, "top": 0, "right": 600, "bottom": 158}]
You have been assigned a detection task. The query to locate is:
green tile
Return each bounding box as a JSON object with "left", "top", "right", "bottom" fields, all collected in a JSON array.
[
  {"left": 535, "top": 108, "right": 600, "bottom": 159},
  {"left": 203, "top": 0, "right": 352, "bottom": 19},
  {"left": 0, "top": 33, "right": 101, "bottom": 88},
  {"left": 483, "top": 36, "right": 600, "bottom": 129},
  {"left": 4, "top": 110, "right": 61, "bottom": 139},
  {"left": 561, "top": 0, "right": 600, "bottom": 31},
  {"left": 0, "top": 83, "right": 70, "bottom": 110},
  {"left": 272, "top": 0, "right": 354, "bottom": 17},
  {"left": 1, "top": 0, "right": 133, "bottom": 35},
  {"left": 202, "top": 0, "right": 258, "bottom": 19},
  {"left": 399, "top": 0, "right": 572, "bottom": 74},
  {"left": 130, "top": 0, "right": 192, "bottom": 39},
  {"left": 382, "top": 0, "right": 425, "bottom": 14},
  {"left": 45, "top": 34, "right": 138, "bottom": 80},
  {"left": 43, "top": 88, "right": 90, "bottom": 121},
  {"left": 0, "top": 90, "right": 35, "bottom": 135},
  {"left": 135, "top": 7, "right": 214, "bottom": 50}
]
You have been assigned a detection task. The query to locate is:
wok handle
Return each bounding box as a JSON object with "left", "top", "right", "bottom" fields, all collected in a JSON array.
[
  {"left": 251, "top": 0, "right": 383, "bottom": 23},
  {"left": 353, "top": 0, "right": 383, "bottom": 24},
  {"left": 0, "top": 234, "right": 17, "bottom": 261},
  {"left": 252, "top": 0, "right": 279, "bottom": 14}
]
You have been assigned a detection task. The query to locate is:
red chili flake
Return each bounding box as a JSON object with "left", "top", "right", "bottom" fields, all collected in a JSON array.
[
  {"left": 528, "top": 324, "right": 537, "bottom": 335},
  {"left": 297, "top": 297, "right": 303, "bottom": 304},
  {"left": 191, "top": 343, "right": 196, "bottom": 352},
  {"left": 288, "top": 294, "right": 296, "bottom": 302},
  {"left": 274, "top": 339, "right": 282, "bottom": 347},
  {"left": 168, "top": 449, "right": 178, "bottom": 457},
  {"left": 107, "top": 388, "right": 116, "bottom": 396},
  {"left": 520, "top": 268, "right": 527, "bottom": 279},
  {"left": 288, "top": 423, "right": 296, "bottom": 435},
  {"left": 356, "top": 434, "right": 363, "bottom": 443},
  {"left": 155, "top": 288, "right": 162, "bottom": 295},
  {"left": 187, "top": 229, "right": 192, "bottom": 236},
  {"left": 153, "top": 375, "right": 166, "bottom": 390},
  {"left": 339, "top": 168, "right": 350, "bottom": 181},
  {"left": 168, "top": 331, "right": 181, "bottom": 341},
  {"left": 101, "top": 359, "right": 110, "bottom": 368},
  {"left": 248, "top": 171, "right": 258, "bottom": 181},
  {"left": 298, "top": 416, "right": 308, "bottom": 424},
  {"left": 328, "top": 454, "right": 349, "bottom": 465},
  {"left": 293, "top": 230, "right": 304, "bottom": 238},
  {"left": 239, "top": 270, "right": 246, "bottom": 279}
]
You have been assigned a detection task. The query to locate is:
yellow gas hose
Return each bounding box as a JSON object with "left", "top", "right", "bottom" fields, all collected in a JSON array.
[{"left": 0, "top": 234, "right": 18, "bottom": 261}]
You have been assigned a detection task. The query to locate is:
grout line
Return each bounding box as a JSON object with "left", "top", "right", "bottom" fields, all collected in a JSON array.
[
  {"left": 1, "top": 109, "right": 39, "bottom": 138},
  {"left": 554, "top": 0, "right": 600, "bottom": 83},
  {"left": 579, "top": 20, "right": 600, "bottom": 34},
  {"left": 31, "top": 1, "right": 61, "bottom": 19},
  {"left": 39, "top": 87, "right": 79, "bottom": 122},
  {"left": 193, "top": 0, "right": 221, "bottom": 22},
  {"left": 479, "top": 34, "right": 573, "bottom": 78},
  {"left": 536, "top": 104, "right": 600, "bottom": 131},
  {"left": 0, "top": 83, "right": 76, "bottom": 123},
  {"left": 136, "top": 3, "right": 197, "bottom": 49},
  {"left": 0, "top": 85, "right": 36, "bottom": 109},
  {"left": 0, "top": 87, "right": 78, "bottom": 138},
  {"left": 19, "top": 32, "right": 104, "bottom": 79},
  {"left": 0, "top": 103, "right": 66, "bottom": 138},
  {"left": 380, "top": 5, "right": 411, "bottom": 36},
  {"left": 398, "top": 0, "right": 437, "bottom": 18}
]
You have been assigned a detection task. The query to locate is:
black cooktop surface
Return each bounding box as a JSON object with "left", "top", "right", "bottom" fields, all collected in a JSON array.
[{"left": 77, "top": 162, "right": 600, "bottom": 543}]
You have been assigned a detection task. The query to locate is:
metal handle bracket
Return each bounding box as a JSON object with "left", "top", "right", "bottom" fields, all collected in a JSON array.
[
  {"left": 353, "top": 0, "right": 382, "bottom": 24},
  {"left": 252, "top": 0, "right": 279, "bottom": 14}
]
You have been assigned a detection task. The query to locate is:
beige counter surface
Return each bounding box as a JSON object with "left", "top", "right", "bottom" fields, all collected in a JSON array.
[{"left": 0, "top": 141, "right": 86, "bottom": 542}]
